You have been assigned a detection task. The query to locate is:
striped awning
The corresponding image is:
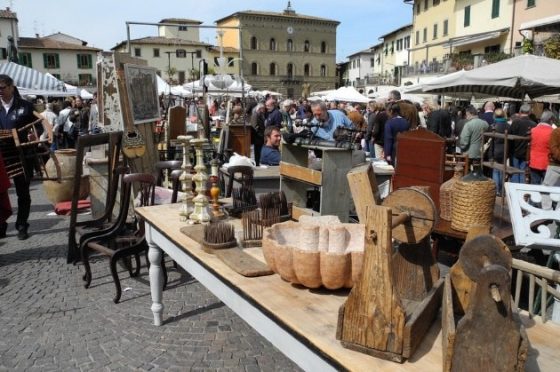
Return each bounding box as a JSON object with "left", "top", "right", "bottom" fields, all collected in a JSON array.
[{"left": 0, "top": 62, "right": 65, "bottom": 91}]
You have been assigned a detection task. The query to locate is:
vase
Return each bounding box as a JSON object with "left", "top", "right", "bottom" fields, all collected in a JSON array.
[{"left": 43, "top": 149, "right": 89, "bottom": 205}]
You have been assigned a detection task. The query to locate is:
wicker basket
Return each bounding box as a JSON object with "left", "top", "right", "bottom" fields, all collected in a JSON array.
[
  {"left": 440, "top": 165, "right": 463, "bottom": 221},
  {"left": 451, "top": 171, "right": 496, "bottom": 232}
]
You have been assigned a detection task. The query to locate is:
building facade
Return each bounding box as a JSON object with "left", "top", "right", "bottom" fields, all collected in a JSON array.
[
  {"left": 379, "top": 24, "right": 412, "bottom": 86},
  {"left": 346, "top": 48, "right": 376, "bottom": 91},
  {"left": 0, "top": 8, "right": 19, "bottom": 61},
  {"left": 18, "top": 36, "right": 101, "bottom": 87},
  {"left": 513, "top": 0, "right": 560, "bottom": 56},
  {"left": 112, "top": 18, "right": 239, "bottom": 84},
  {"left": 405, "top": 0, "right": 456, "bottom": 84},
  {"left": 215, "top": 3, "right": 340, "bottom": 98}
]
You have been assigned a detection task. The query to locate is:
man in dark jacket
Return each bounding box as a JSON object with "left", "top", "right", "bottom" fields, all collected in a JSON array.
[
  {"left": 0, "top": 74, "right": 35, "bottom": 239},
  {"left": 509, "top": 103, "right": 536, "bottom": 183}
]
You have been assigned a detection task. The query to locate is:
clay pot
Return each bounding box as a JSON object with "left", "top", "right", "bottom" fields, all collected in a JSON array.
[
  {"left": 43, "top": 149, "right": 89, "bottom": 205},
  {"left": 261, "top": 218, "right": 365, "bottom": 290}
]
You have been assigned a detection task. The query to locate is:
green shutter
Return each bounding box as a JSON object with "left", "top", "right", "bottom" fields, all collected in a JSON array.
[
  {"left": 55, "top": 54, "right": 60, "bottom": 68},
  {"left": 76, "top": 54, "right": 81, "bottom": 68},
  {"left": 43, "top": 53, "right": 48, "bottom": 68},
  {"left": 464, "top": 6, "right": 471, "bottom": 27},
  {"left": 527, "top": 0, "right": 535, "bottom": 7},
  {"left": 27, "top": 53, "right": 32, "bottom": 68},
  {"left": 492, "top": 0, "right": 500, "bottom": 18},
  {"left": 88, "top": 54, "right": 92, "bottom": 68}
]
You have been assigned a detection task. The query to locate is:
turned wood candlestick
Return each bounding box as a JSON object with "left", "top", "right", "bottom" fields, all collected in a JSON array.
[
  {"left": 177, "top": 135, "right": 194, "bottom": 221},
  {"left": 209, "top": 158, "right": 225, "bottom": 220},
  {"left": 189, "top": 138, "right": 211, "bottom": 223}
]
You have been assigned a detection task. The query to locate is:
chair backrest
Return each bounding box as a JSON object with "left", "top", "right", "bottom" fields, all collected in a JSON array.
[
  {"left": 154, "top": 160, "right": 182, "bottom": 187},
  {"left": 225, "top": 165, "right": 254, "bottom": 198},
  {"left": 170, "top": 169, "right": 183, "bottom": 203},
  {"left": 168, "top": 106, "right": 187, "bottom": 140}
]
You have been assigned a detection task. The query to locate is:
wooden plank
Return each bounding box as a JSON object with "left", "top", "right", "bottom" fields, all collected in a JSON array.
[
  {"left": 451, "top": 266, "right": 527, "bottom": 372},
  {"left": 347, "top": 162, "right": 380, "bottom": 223},
  {"left": 291, "top": 205, "right": 320, "bottom": 221},
  {"left": 136, "top": 203, "right": 560, "bottom": 372},
  {"left": 280, "top": 162, "right": 322, "bottom": 185},
  {"left": 338, "top": 205, "right": 406, "bottom": 357},
  {"left": 321, "top": 149, "right": 352, "bottom": 222},
  {"left": 442, "top": 276, "right": 456, "bottom": 372},
  {"left": 402, "top": 278, "right": 444, "bottom": 358}
]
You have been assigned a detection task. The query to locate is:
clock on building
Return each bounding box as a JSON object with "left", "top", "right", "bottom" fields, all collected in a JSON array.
[{"left": 286, "top": 26, "right": 294, "bottom": 34}]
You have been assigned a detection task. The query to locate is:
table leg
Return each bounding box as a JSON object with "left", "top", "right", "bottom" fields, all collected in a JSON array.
[{"left": 147, "top": 227, "right": 164, "bottom": 326}]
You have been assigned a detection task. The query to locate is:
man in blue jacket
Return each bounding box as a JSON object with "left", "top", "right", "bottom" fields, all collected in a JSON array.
[
  {"left": 0, "top": 74, "right": 35, "bottom": 240},
  {"left": 260, "top": 126, "right": 282, "bottom": 166}
]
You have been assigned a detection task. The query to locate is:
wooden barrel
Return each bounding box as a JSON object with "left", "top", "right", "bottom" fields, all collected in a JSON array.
[{"left": 451, "top": 171, "right": 495, "bottom": 232}]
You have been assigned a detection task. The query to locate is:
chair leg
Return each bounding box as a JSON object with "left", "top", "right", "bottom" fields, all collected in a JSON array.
[
  {"left": 81, "top": 246, "right": 92, "bottom": 289},
  {"left": 109, "top": 256, "right": 122, "bottom": 304},
  {"left": 131, "top": 254, "right": 141, "bottom": 277}
]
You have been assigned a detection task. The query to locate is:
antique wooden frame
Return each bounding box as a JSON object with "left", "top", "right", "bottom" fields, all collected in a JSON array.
[{"left": 123, "top": 64, "right": 160, "bottom": 125}]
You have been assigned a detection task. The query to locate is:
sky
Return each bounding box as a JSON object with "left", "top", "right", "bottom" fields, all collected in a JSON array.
[{"left": 8, "top": 0, "right": 413, "bottom": 62}]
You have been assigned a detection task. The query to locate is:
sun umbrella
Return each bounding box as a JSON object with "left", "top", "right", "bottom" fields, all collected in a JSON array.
[{"left": 417, "top": 55, "right": 560, "bottom": 99}]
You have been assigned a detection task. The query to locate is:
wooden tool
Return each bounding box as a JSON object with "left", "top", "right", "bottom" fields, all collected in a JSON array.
[
  {"left": 229, "top": 186, "right": 257, "bottom": 217},
  {"left": 442, "top": 234, "right": 528, "bottom": 372},
  {"left": 202, "top": 222, "right": 237, "bottom": 254},
  {"left": 241, "top": 209, "right": 263, "bottom": 247},
  {"left": 337, "top": 187, "right": 443, "bottom": 363}
]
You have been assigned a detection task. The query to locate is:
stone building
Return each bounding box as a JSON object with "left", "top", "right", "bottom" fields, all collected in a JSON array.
[
  {"left": 215, "top": 2, "right": 340, "bottom": 98},
  {"left": 112, "top": 18, "right": 239, "bottom": 84}
]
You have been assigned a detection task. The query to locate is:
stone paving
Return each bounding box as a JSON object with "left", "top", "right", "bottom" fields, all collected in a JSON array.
[{"left": 0, "top": 181, "right": 300, "bottom": 371}]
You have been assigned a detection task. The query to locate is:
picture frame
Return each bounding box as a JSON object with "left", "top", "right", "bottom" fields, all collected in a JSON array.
[{"left": 123, "top": 64, "right": 161, "bottom": 124}]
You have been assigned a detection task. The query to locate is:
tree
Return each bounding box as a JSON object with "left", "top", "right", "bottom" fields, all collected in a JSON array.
[
  {"left": 166, "top": 67, "right": 177, "bottom": 83},
  {"left": 544, "top": 34, "right": 560, "bottom": 60}
]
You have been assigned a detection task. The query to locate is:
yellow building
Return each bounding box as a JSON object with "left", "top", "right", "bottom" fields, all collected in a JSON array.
[
  {"left": 405, "top": 0, "right": 456, "bottom": 83},
  {"left": 215, "top": 3, "right": 340, "bottom": 98},
  {"left": 379, "top": 24, "right": 412, "bottom": 86},
  {"left": 449, "top": 0, "right": 514, "bottom": 60}
]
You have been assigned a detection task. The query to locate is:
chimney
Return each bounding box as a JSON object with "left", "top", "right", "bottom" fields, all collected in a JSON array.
[{"left": 35, "top": 33, "right": 40, "bottom": 38}]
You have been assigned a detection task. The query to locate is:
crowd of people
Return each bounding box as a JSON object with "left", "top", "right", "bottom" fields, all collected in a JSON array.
[
  {"left": 241, "top": 90, "right": 560, "bottom": 196},
  {"left": 1, "top": 69, "right": 559, "bottom": 240}
]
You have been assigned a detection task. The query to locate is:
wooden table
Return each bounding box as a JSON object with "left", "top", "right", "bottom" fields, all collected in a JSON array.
[
  {"left": 220, "top": 165, "right": 280, "bottom": 196},
  {"left": 137, "top": 203, "right": 560, "bottom": 371}
]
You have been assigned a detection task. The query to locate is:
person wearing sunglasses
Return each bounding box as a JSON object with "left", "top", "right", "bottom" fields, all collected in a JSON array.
[{"left": 0, "top": 74, "right": 35, "bottom": 240}]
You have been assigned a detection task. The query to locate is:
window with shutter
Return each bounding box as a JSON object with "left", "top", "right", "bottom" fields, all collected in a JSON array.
[
  {"left": 492, "top": 0, "right": 500, "bottom": 18},
  {"left": 464, "top": 6, "right": 471, "bottom": 27}
]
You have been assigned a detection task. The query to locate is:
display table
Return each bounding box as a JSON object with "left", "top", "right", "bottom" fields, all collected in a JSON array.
[
  {"left": 136, "top": 203, "right": 560, "bottom": 371},
  {"left": 219, "top": 165, "right": 280, "bottom": 196}
]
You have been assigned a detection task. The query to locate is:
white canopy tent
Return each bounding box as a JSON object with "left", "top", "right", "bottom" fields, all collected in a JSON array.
[
  {"left": 183, "top": 75, "right": 251, "bottom": 97},
  {"left": 324, "top": 86, "right": 370, "bottom": 103}
]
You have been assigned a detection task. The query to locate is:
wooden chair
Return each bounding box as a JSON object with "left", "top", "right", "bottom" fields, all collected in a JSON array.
[
  {"left": 445, "top": 153, "right": 469, "bottom": 175},
  {"left": 154, "top": 160, "right": 182, "bottom": 189},
  {"left": 170, "top": 169, "right": 183, "bottom": 203},
  {"left": 80, "top": 172, "right": 160, "bottom": 303},
  {"left": 223, "top": 165, "right": 254, "bottom": 198},
  {"left": 67, "top": 132, "right": 123, "bottom": 263}
]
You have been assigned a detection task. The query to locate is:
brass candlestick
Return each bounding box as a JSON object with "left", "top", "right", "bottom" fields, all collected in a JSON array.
[
  {"left": 177, "top": 135, "right": 194, "bottom": 221},
  {"left": 209, "top": 158, "right": 225, "bottom": 220},
  {"left": 189, "top": 138, "right": 211, "bottom": 223}
]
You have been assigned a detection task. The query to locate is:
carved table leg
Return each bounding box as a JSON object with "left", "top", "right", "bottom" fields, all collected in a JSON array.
[{"left": 146, "top": 227, "right": 164, "bottom": 326}]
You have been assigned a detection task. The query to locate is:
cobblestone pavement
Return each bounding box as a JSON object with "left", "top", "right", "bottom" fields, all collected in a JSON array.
[{"left": 0, "top": 182, "right": 301, "bottom": 371}]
